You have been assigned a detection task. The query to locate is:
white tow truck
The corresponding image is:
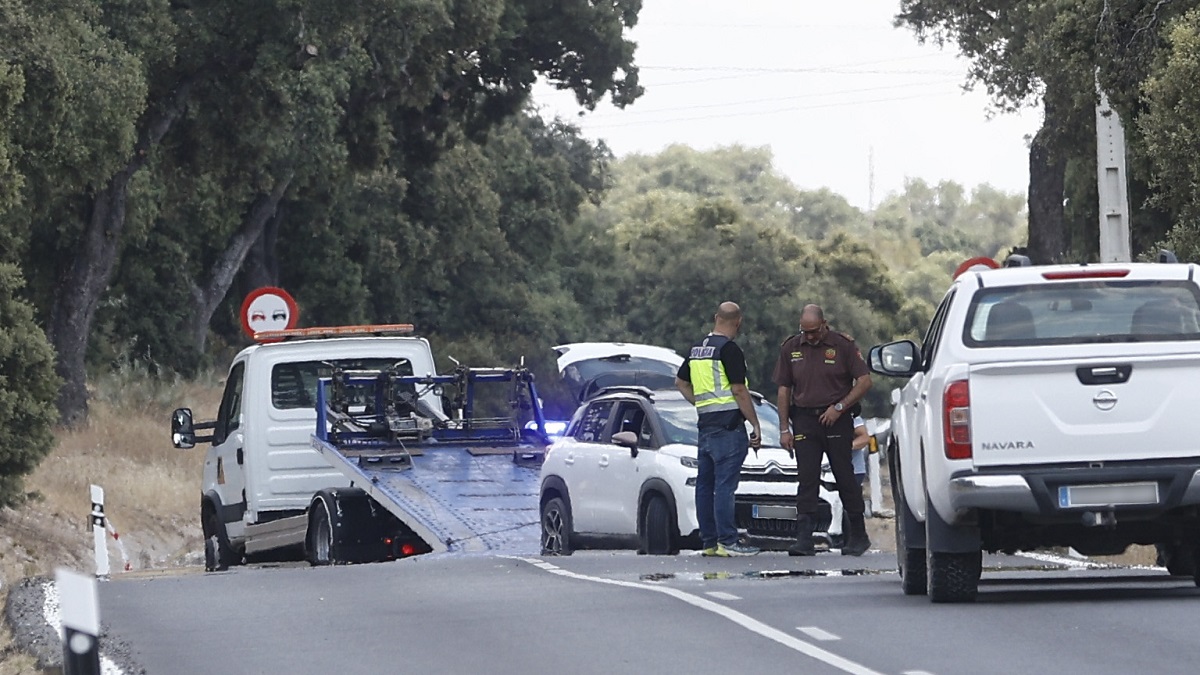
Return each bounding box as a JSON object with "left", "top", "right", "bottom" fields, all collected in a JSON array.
[
  {"left": 870, "top": 253, "right": 1200, "bottom": 602},
  {"left": 170, "top": 325, "right": 550, "bottom": 570}
]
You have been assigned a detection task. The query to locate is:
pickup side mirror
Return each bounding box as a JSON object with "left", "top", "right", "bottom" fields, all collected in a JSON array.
[
  {"left": 611, "top": 430, "right": 639, "bottom": 458},
  {"left": 868, "top": 341, "right": 921, "bottom": 378},
  {"left": 172, "top": 408, "right": 195, "bottom": 448}
]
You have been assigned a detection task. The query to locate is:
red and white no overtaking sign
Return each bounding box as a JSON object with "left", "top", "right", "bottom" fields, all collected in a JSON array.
[{"left": 240, "top": 287, "right": 299, "bottom": 339}]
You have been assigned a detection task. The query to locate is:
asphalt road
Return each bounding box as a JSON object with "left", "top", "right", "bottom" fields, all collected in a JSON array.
[{"left": 83, "top": 550, "right": 1200, "bottom": 675}]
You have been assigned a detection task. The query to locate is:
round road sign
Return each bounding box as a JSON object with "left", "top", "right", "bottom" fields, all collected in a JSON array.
[{"left": 240, "top": 287, "right": 299, "bottom": 339}]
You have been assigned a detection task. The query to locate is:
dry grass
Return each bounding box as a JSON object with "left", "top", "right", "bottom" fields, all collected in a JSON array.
[{"left": 1, "top": 369, "right": 224, "bottom": 671}]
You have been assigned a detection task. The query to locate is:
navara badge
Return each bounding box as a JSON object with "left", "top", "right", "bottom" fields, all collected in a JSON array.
[{"left": 1093, "top": 389, "right": 1118, "bottom": 411}]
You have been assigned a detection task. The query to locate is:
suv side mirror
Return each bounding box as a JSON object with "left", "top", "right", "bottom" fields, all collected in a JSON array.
[
  {"left": 172, "top": 408, "right": 195, "bottom": 448},
  {"left": 612, "top": 430, "right": 639, "bottom": 458}
]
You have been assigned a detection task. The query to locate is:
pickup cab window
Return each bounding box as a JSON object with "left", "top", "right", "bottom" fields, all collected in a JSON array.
[
  {"left": 964, "top": 280, "right": 1200, "bottom": 347},
  {"left": 921, "top": 290, "right": 956, "bottom": 370}
]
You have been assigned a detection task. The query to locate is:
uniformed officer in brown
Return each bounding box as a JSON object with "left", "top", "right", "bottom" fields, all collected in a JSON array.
[{"left": 773, "top": 304, "right": 872, "bottom": 557}]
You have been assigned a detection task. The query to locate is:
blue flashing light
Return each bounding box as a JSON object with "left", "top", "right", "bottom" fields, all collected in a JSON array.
[{"left": 525, "top": 420, "right": 568, "bottom": 436}]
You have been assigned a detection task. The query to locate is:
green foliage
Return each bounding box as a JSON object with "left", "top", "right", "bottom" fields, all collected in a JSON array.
[
  {"left": 1140, "top": 8, "right": 1200, "bottom": 244},
  {"left": 0, "top": 264, "right": 59, "bottom": 507}
]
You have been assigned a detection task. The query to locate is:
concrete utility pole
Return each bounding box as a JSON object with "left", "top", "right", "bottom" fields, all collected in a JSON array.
[{"left": 1095, "top": 79, "right": 1132, "bottom": 262}]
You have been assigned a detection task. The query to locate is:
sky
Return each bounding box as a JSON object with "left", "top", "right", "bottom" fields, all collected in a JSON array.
[{"left": 531, "top": 0, "right": 1044, "bottom": 211}]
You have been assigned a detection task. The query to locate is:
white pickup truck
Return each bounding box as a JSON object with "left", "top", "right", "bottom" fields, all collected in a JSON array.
[{"left": 870, "top": 254, "right": 1200, "bottom": 602}]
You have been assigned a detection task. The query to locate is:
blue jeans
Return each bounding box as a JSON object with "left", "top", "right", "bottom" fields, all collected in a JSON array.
[{"left": 695, "top": 426, "right": 749, "bottom": 548}]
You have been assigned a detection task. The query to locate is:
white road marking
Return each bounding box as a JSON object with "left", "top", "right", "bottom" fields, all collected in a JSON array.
[
  {"left": 797, "top": 626, "right": 840, "bottom": 641},
  {"left": 705, "top": 591, "right": 741, "bottom": 601},
  {"left": 1016, "top": 551, "right": 1103, "bottom": 570},
  {"left": 902, "top": 670, "right": 937, "bottom": 674},
  {"left": 507, "top": 557, "right": 884, "bottom": 675},
  {"left": 42, "top": 580, "right": 125, "bottom": 675}
]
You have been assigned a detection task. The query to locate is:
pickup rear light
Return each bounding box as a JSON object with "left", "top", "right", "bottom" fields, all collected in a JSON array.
[
  {"left": 1041, "top": 269, "right": 1129, "bottom": 280},
  {"left": 943, "top": 380, "right": 972, "bottom": 460}
]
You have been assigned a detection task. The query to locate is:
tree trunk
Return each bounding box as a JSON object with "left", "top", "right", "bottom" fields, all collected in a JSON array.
[
  {"left": 47, "top": 80, "right": 197, "bottom": 428},
  {"left": 186, "top": 173, "right": 295, "bottom": 352},
  {"left": 1027, "top": 98, "right": 1068, "bottom": 264},
  {"left": 243, "top": 203, "right": 282, "bottom": 291}
]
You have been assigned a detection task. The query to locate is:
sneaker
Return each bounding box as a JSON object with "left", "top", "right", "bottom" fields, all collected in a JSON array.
[
  {"left": 718, "top": 541, "right": 760, "bottom": 556},
  {"left": 701, "top": 546, "right": 723, "bottom": 557}
]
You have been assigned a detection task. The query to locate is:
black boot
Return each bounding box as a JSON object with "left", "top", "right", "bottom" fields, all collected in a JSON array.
[
  {"left": 788, "top": 514, "right": 816, "bottom": 557},
  {"left": 842, "top": 512, "right": 870, "bottom": 557}
]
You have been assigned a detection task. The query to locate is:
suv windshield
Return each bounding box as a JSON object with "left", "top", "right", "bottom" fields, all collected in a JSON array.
[
  {"left": 964, "top": 280, "right": 1200, "bottom": 347},
  {"left": 653, "top": 395, "right": 782, "bottom": 448}
]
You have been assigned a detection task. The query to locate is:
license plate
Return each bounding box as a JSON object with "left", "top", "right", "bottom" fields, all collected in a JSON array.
[
  {"left": 752, "top": 504, "right": 797, "bottom": 520},
  {"left": 1057, "top": 482, "right": 1159, "bottom": 508}
]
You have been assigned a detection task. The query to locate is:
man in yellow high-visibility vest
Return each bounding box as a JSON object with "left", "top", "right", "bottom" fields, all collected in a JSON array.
[{"left": 675, "top": 301, "right": 762, "bottom": 557}]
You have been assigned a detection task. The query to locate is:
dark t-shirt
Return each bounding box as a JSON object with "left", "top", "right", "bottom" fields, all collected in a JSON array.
[
  {"left": 772, "top": 330, "right": 868, "bottom": 408},
  {"left": 678, "top": 336, "right": 747, "bottom": 430}
]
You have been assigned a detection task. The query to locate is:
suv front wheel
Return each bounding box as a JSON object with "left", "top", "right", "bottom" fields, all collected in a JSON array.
[{"left": 541, "top": 497, "right": 573, "bottom": 556}]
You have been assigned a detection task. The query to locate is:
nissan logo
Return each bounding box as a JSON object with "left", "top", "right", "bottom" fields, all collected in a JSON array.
[{"left": 1093, "top": 389, "right": 1118, "bottom": 411}]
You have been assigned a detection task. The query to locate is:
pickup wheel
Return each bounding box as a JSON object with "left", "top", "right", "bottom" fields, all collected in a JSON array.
[
  {"left": 642, "top": 494, "right": 676, "bottom": 555},
  {"left": 890, "top": 453, "right": 926, "bottom": 595},
  {"left": 541, "top": 497, "right": 573, "bottom": 556},
  {"left": 896, "top": 508, "right": 926, "bottom": 596},
  {"left": 926, "top": 549, "right": 982, "bottom": 603},
  {"left": 1155, "top": 542, "right": 1198, "bottom": 577}
]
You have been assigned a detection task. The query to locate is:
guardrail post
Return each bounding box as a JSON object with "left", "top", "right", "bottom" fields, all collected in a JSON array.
[
  {"left": 56, "top": 568, "right": 101, "bottom": 675},
  {"left": 90, "top": 485, "right": 109, "bottom": 578}
]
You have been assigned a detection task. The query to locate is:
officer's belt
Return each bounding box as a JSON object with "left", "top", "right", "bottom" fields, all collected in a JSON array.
[{"left": 792, "top": 406, "right": 828, "bottom": 416}]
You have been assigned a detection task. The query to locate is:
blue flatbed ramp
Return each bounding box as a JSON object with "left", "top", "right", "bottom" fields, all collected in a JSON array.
[{"left": 313, "top": 437, "right": 544, "bottom": 555}]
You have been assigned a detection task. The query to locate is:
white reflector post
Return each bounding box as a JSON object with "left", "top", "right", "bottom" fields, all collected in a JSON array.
[
  {"left": 56, "top": 568, "right": 101, "bottom": 675},
  {"left": 90, "top": 485, "right": 109, "bottom": 578}
]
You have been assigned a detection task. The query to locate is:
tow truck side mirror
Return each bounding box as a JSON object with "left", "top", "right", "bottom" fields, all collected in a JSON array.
[
  {"left": 172, "top": 408, "right": 195, "bottom": 448},
  {"left": 612, "top": 430, "right": 639, "bottom": 458}
]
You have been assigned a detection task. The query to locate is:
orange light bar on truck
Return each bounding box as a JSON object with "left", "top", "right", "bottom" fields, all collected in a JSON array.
[{"left": 254, "top": 324, "right": 415, "bottom": 342}]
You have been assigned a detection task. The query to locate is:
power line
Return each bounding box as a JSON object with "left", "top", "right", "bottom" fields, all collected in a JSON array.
[
  {"left": 642, "top": 65, "right": 962, "bottom": 75},
  {"left": 584, "top": 90, "right": 965, "bottom": 129},
  {"left": 582, "top": 79, "right": 962, "bottom": 118}
]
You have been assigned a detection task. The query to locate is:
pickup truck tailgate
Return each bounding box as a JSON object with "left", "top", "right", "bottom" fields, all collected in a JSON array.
[{"left": 969, "top": 353, "right": 1200, "bottom": 467}]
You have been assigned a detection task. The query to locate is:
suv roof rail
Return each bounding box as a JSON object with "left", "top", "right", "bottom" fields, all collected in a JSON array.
[
  {"left": 1003, "top": 254, "right": 1033, "bottom": 267},
  {"left": 1159, "top": 249, "right": 1179, "bottom": 263}
]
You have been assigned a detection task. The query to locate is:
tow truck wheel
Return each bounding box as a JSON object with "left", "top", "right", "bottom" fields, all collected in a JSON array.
[
  {"left": 202, "top": 507, "right": 235, "bottom": 572},
  {"left": 643, "top": 495, "right": 675, "bottom": 555},
  {"left": 308, "top": 500, "right": 339, "bottom": 565},
  {"left": 541, "top": 497, "right": 573, "bottom": 556}
]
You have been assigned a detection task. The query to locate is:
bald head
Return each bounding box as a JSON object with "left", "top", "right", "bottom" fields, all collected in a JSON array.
[
  {"left": 799, "top": 304, "right": 827, "bottom": 345},
  {"left": 713, "top": 301, "right": 743, "bottom": 338},
  {"left": 800, "top": 304, "right": 824, "bottom": 323},
  {"left": 716, "top": 301, "right": 742, "bottom": 322}
]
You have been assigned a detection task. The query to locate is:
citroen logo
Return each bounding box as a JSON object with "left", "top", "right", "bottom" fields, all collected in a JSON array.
[
  {"left": 765, "top": 461, "right": 783, "bottom": 475},
  {"left": 1093, "top": 389, "right": 1118, "bottom": 411}
]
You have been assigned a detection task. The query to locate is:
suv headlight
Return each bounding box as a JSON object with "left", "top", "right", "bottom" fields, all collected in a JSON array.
[{"left": 680, "top": 456, "right": 699, "bottom": 469}]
